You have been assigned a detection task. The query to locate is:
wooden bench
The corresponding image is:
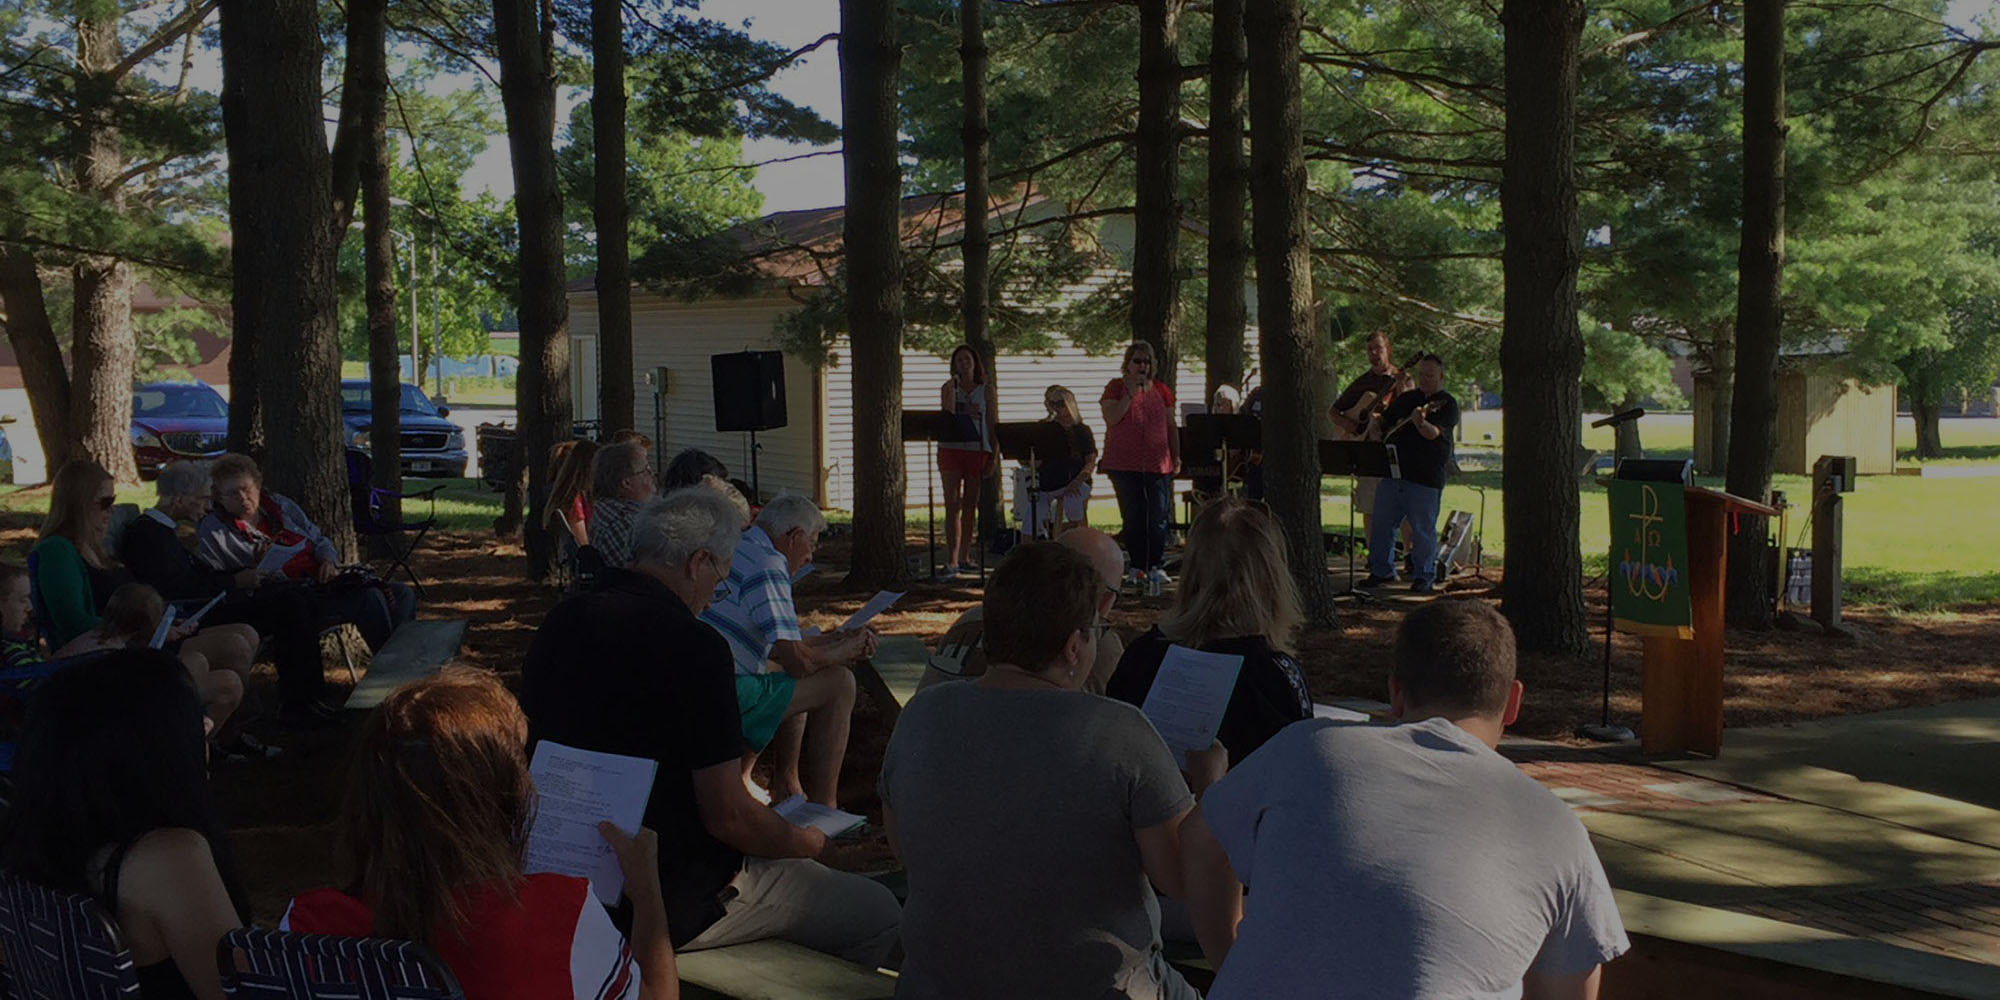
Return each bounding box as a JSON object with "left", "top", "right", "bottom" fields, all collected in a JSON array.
[
  {"left": 341, "top": 619, "right": 468, "bottom": 711},
  {"left": 853, "top": 634, "right": 930, "bottom": 725},
  {"left": 677, "top": 940, "right": 896, "bottom": 1000}
]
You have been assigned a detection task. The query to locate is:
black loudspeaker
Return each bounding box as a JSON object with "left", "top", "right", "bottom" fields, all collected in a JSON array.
[{"left": 711, "top": 351, "right": 787, "bottom": 432}]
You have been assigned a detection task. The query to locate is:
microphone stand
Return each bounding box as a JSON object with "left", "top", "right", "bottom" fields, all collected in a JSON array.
[{"left": 1579, "top": 408, "right": 1642, "bottom": 744}]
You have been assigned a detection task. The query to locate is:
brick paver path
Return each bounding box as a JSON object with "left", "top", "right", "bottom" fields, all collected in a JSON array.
[{"left": 1501, "top": 741, "right": 2000, "bottom": 966}]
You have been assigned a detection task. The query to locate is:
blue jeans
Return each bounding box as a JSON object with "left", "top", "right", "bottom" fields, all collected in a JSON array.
[
  {"left": 1369, "top": 478, "right": 1442, "bottom": 583},
  {"left": 1108, "top": 470, "right": 1173, "bottom": 572}
]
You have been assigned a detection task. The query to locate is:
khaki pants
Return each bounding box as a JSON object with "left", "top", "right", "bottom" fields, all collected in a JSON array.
[{"left": 681, "top": 858, "right": 902, "bottom": 968}]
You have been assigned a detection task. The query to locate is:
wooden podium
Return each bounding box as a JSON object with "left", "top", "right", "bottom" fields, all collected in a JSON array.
[{"left": 1640, "top": 485, "right": 1778, "bottom": 756}]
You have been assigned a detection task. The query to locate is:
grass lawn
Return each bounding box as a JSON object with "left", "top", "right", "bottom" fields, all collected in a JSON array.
[{"left": 337, "top": 361, "right": 516, "bottom": 406}]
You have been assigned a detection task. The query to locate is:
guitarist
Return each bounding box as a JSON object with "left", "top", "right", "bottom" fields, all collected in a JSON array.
[
  {"left": 1360, "top": 352, "right": 1459, "bottom": 594},
  {"left": 1328, "top": 331, "right": 1405, "bottom": 540}
]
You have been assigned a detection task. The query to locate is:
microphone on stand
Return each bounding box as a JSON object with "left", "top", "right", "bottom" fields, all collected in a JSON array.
[{"left": 1590, "top": 408, "right": 1646, "bottom": 429}]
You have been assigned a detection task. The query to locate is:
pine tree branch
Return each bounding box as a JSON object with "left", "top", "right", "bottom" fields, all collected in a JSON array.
[{"left": 109, "top": 0, "right": 219, "bottom": 82}]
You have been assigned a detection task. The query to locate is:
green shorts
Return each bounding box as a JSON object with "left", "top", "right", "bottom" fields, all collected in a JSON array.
[{"left": 735, "top": 672, "right": 798, "bottom": 751}]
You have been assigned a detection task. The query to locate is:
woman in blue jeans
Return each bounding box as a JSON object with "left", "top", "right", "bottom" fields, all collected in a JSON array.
[{"left": 1098, "top": 343, "right": 1180, "bottom": 594}]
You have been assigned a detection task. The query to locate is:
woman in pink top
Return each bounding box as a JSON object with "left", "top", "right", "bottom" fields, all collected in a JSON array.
[{"left": 1098, "top": 342, "right": 1180, "bottom": 593}]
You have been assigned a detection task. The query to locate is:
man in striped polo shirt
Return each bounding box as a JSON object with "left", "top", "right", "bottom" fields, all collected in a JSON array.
[{"left": 702, "top": 493, "right": 876, "bottom": 808}]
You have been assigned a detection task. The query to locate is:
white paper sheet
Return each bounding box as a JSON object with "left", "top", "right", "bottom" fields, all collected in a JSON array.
[
  {"left": 256, "top": 540, "right": 309, "bottom": 574},
  {"left": 524, "top": 741, "right": 658, "bottom": 906},
  {"left": 839, "top": 590, "right": 904, "bottom": 632},
  {"left": 1139, "top": 645, "right": 1245, "bottom": 765},
  {"left": 1313, "top": 703, "right": 1371, "bottom": 723},
  {"left": 773, "top": 794, "right": 866, "bottom": 838},
  {"left": 148, "top": 606, "right": 177, "bottom": 649}
]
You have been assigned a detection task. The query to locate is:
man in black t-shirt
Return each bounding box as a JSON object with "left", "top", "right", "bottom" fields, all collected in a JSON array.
[
  {"left": 1361, "top": 353, "right": 1460, "bottom": 594},
  {"left": 520, "top": 488, "right": 900, "bottom": 963}
]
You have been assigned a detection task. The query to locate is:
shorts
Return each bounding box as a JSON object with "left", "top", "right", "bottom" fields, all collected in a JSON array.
[
  {"left": 1031, "top": 483, "right": 1091, "bottom": 535},
  {"left": 1355, "top": 475, "right": 1382, "bottom": 517},
  {"left": 937, "top": 447, "right": 993, "bottom": 477},
  {"left": 735, "top": 672, "right": 797, "bottom": 751}
]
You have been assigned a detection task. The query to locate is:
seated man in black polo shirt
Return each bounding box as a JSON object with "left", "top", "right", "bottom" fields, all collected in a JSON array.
[
  {"left": 520, "top": 486, "right": 901, "bottom": 966},
  {"left": 119, "top": 460, "right": 334, "bottom": 726},
  {"left": 1361, "top": 352, "right": 1460, "bottom": 594}
]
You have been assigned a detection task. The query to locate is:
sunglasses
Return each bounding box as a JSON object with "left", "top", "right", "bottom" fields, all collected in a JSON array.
[{"left": 95, "top": 496, "right": 115, "bottom": 511}]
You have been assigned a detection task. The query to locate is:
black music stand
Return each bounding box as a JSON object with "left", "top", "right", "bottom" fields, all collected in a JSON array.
[
  {"left": 902, "top": 411, "right": 982, "bottom": 580},
  {"left": 1319, "top": 438, "right": 1398, "bottom": 602},
  {"left": 1183, "top": 413, "right": 1261, "bottom": 496},
  {"left": 995, "top": 421, "right": 1074, "bottom": 543}
]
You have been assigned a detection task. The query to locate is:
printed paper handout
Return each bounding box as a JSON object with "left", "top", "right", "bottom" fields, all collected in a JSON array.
[
  {"left": 839, "top": 590, "right": 904, "bottom": 632},
  {"left": 181, "top": 592, "right": 227, "bottom": 630},
  {"left": 1139, "top": 645, "right": 1245, "bottom": 766},
  {"left": 256, "top": 540, "right": 309, "bottom": 574},
  {"left": 773, "top": 794, "right": 867, "bottom": 839},
  {"left": 524, "top": 741, "right": 657, "bottom": 906},
  {"left": 148, "top": 606, "right": 178, "bottom": 649}
]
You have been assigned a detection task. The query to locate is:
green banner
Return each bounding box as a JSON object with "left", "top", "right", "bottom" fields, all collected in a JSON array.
[{"left": 1608, "top": 480, "right": 1694, "bottom": 639}]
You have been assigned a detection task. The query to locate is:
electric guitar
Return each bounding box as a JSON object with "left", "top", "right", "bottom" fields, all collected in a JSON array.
[{"left": 1376, "top": 398, "right": 1446, "bottom": 442}]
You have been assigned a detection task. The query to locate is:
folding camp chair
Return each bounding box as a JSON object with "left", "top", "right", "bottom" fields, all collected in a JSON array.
[
  {"left": 0, "top": 871, "right": 141, "bottom": 999},
  {"left": 217, "top": 927, "right": 464, "bottom": 1000},
  {"left": 345, "top": 449, "right": 441, "bottom": 598}
]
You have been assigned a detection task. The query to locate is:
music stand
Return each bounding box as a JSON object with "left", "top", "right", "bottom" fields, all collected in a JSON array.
[
  {"left": 1319, "top": 438, "right": 1397, "bottom": 601},
  {"left": 902, "top": 411, "right": 982, "bottom": 580},
  {"left": 995, "top": 421, "right": 1074, "bottom": 543},
  {"left": 1183, "top": 414, "right": 1261, "bottom": 497}
]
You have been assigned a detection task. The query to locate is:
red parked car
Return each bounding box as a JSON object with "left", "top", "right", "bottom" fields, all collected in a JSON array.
[{"left": 130, "top": 381, "right": 230, "bottom": 478}]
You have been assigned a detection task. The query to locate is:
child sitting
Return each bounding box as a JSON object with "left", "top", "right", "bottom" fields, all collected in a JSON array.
[
  {"left": 0, "top": 562, "right": 48, "bottom": 676},
  {"left": 57, "top": 583, "right": 243, "bottom": 736}
]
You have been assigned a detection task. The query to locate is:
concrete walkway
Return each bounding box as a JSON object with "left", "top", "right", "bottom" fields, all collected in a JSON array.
[{"left": 1507, "top": 700, "right": 2000, "bottom": 995}]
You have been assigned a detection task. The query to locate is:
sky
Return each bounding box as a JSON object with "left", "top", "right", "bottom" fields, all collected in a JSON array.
[{"left": 462, "top": 0, "right": 845, "bottom": 214}]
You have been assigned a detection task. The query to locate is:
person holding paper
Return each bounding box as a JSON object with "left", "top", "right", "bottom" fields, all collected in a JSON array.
[
  {"left": 522, "top": 487, "right": 900, "bottom": 967},
  {"left": 880, "top": 542, "right": 1225, "bottom": 1000},
  {"left": 1109, "top": 498, "right": 1312, "bottom": 768},
  {"left": 196, "top": 454, "right": 416, "bottom": 651},
  {"left": 1180, "top": 600, "right": 1630, "bottom": 1000},
  {"left": 700, "top": 493, "right": 871, "bottom": 809},
  {"left": 284, "top": 670, "right": 676, "bottom": 1000},
  {"left": 122, "top": 460, "right": 336, "bottom": 727},
  {"left": 47, "top": 582, "right": 245, "bottom": 738}
]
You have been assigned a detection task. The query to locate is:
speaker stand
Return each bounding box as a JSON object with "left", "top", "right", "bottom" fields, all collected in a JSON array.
[{"left": 748, "top": 430, "right": 763, "bottom": 500}]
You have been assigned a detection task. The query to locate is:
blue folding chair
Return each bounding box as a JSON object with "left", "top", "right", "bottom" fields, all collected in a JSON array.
[
  {"left": 217, "top": 927, "right": 464, "bottom": 1000},
  {"left": 0, "top": 871, "right": 141, "bottom": 999},
  {"left": 344, "top": 449, "right": 441, "bottom": 599}
]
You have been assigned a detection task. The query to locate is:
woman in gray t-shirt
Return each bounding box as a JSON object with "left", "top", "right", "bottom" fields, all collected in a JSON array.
[{"left": 880, "top": 541, "right": 1223, "bottom": 1000}]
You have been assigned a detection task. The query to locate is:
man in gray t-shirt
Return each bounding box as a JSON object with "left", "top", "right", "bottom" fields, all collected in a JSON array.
[{"left": 1184, "top": 600, "right": 1630, "bottom": 1000}]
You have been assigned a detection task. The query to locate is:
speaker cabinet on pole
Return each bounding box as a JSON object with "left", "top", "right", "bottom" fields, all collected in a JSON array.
[{"left": 711, "top": 351, "right": 788, "bottom": 432}]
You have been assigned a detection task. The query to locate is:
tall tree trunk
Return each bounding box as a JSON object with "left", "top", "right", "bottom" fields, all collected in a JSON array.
[
  {"left": 353, "top": 0, "right": 400, "bottom": 522},
  {"left": 0, "top": 245, "right": 73, "bottom": 472},
  {"left": 219, "top": 0, "right": 354, "bottom": 557},
  {"left": 962, "top": 0, "right": 1003, "bottom": 542},
  {"left": 1703, "top": 338, "right": 1733, "bottom": 475},
  {"left": 71, "top": 12, "right": 139, "bottom": 484},
  {"left": 1725, "top": 0, "right": 1787, "bottom": 629},
  {"left": 1133, "top": 0, "right": 1183, "bottom": 389},
  {"left": 1499, "top": 0, "right": 1590, "bottom": 656},
  {"left": 493, "top": 0, "right": 573, "bottom": 580},
  {"left": 1246, "top": 0, "right": 1333, "bottom": 627},
  {"left": 1613, "top": 390, "right": 1645, "bottom": 460},
  {"left": 842, "top": 0, "right": 908, "bottom": 589},
  {"left": 593, "top": 0, "right": 633, "bottom": 435},
  {"left": 1205, "top": 0, "right": 1248, "bottom": 402},
  {"left": 1911, "top": 396, "right": 1943, "bottom": 458}
]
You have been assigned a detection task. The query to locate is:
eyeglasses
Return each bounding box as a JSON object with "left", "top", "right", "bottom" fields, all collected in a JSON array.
[{"left": 95, "top": 496, "right": 115, "bottom": 511}]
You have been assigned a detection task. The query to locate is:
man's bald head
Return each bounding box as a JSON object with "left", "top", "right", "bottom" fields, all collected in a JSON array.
[{"left": 1058, "top": 527, "right": 1125, "bottom": 590}]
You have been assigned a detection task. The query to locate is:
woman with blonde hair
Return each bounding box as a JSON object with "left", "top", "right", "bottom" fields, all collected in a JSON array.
[
  {"left": 1107, "top": 498, "right": 1311, "bottom": 766},
  {"left": 32, "top": 459, "right": 265, "bottom": 755},
  {"left": 1098, "top": 341, "right": 1180, "bottom": 593},
  {"left": 1032, "top": 385, "right": 1096, "bottom": 536},
  {"left": 283, "top": 668, "right": 676, "bottom": 999}
]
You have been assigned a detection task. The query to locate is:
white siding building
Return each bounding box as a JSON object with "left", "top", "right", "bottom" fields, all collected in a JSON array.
[{"left": 567, "top": 194, "right": 1262, "bottom": 512}]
